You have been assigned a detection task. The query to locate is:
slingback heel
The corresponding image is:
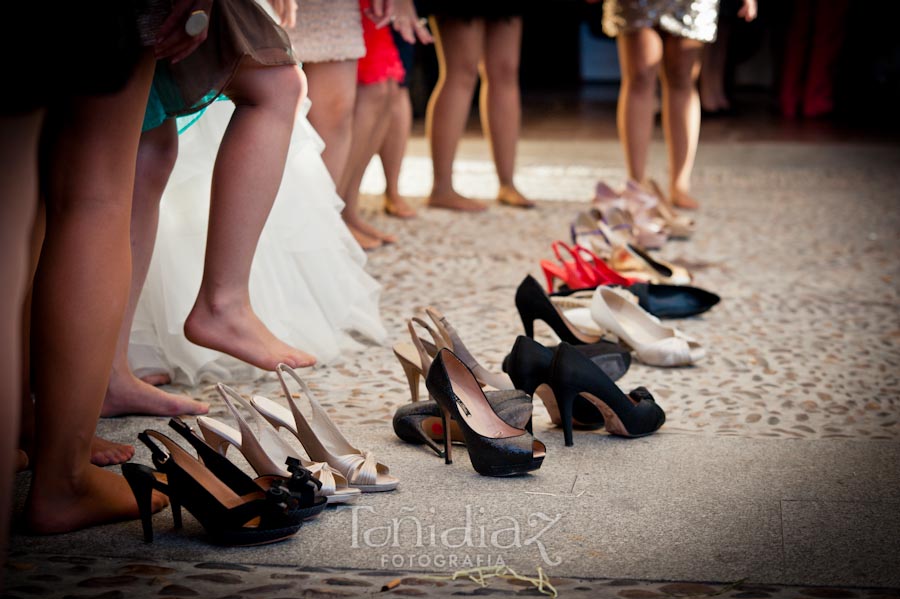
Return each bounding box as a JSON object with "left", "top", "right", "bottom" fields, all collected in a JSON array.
[
  {"left": 425, "top": 349, "right": 545, "bottom": 477},
  {"left": 126, "top": 431, "right": 305, "bottom": 545},
  {"left": 167, "top": 417, "right": 330, "bottom": 518},
  {"left": 198, "top": 384, "right": 359, "bottom": 505},
  {"left": 122, "top": 463, "right": 159, "bottom": 543},
  {"left": 549, "top": 343, "right": 666, "bottom": 444},
  {"left": 252, "top": 364, "right": 399, "bottom": 492}
]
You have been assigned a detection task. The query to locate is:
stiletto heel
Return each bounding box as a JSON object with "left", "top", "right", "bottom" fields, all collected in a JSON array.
[
  {"left": 439, "top": 405, "right": 452, "bottom": 465},
  {"left": 549, "top": 343, "right": 666, "bottom": 443},
  {"left": 399, "top": 358, "right": 421, "bottom": 403},
  {"left": 122, "top": 463, "right": 156, "bottom": 543},
  {"left": 170, "top": 496, "right": 183, "bottom": 529},
  {"left": 558, "top": 394, "right": 575, "bottom": 447},
  {"left": 426, "top": 349, "right": 545, "bottom": 477}
]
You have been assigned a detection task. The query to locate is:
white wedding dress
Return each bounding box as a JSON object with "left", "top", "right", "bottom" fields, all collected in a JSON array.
[{"left": 129, "top": 99, "right": 387, "bottom": 384}]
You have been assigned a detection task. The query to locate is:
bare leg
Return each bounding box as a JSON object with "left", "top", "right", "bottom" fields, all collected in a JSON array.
[
  {"left": 19, "top": 205, "right": 132, "bottom": 465},
  {"left": 0, "top": 109, "right": 42, "bottom": 568},
  {"left": 304, "top": 60, "right": 358, "bottom": 184},
  {"left": 661, "top": 34, "right": 704, "bottom": 210},
  {"left": 699, "top": 24, "right": 730, "bottom": 112},
  {"left": 616, "top": 29, "right": 664, "bottom": 186},
  {"left": 481, "top": 17, "right": 533, "bottom": 209},
  {"left": 379, "top": 88, "right": 416, "bottom": 218},
  {"left": 340, "top": 80, "right": 399, "bottom": 248},
  {"left": 184, "top": 64, "right": 316, "bottom": 371},
  {"left": 103, "top": 121, "right": 209, "bottom": 418},
  {"left": 425, "top": 17, "right": 488, "bottom": 212},
  {"left": 27, "top": 52, "right": 168, "bottom": 534}
]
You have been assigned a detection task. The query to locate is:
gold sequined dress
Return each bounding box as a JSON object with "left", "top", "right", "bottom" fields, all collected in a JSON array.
[
  {"left": 602, "top": 0, "right": 721, "bottom": 43},
  {"left": 288, "top": 0, "right": 365, "bottom": 63}
]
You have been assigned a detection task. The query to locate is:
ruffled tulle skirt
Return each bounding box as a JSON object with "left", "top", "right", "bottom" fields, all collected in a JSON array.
[{"left": 130, "top": 98, "right": 387, "bottom": 384}]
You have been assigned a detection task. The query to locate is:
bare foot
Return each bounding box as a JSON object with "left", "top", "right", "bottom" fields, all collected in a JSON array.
[
  {"left": 91, "top": 436, "right": 135, "bottom": 467},
  {"left": 184, "top": 300, "right": 317, "bottom": 371},
  {"left": 384, "top": 194, "right": 417, "bottom": 219},
  {"left": 671, "top": 189, "right": 700, "bottom": 210},
  {"left": 26, "top": 463, "right": 167, "bottom": 535},
  {"left": 428, "top": 190, "right": 488, "bottom": 212},
  {"left": 497, "top": 185, "right": 536, "bottom": 209},
  {"left": 343, "top": 214, "right": 397, "bottom": 244},
  {"left": 138, "top": 371, "right": 171, "bottom": 386},
  {"left": 347, "top": 223, "right": 383, "bottom": 251},
  {"left": 16, "top": 449, "right": 29, "bottom": 472},
  {"left": 102, "top": 372, "right": 209, "bottom": 418}
]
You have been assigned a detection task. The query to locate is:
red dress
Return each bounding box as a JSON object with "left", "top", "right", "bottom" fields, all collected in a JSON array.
[{"left": 357, "top": 0, "right": 406, "bottom": 85}]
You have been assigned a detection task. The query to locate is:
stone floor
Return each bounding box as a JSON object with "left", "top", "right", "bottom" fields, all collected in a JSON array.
[{"left": 7, "top": 134, "right": 900, "bottom": 597}]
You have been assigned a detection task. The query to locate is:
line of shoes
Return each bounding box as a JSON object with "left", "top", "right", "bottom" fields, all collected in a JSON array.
[
  {"left": 124, "top": 364, "right": 399, "bottom": 546},
  {"left": 534, "top": 179, "right": 721, "bottom": 368},
  {"left": 390, "top": 305, "right": 667, "bottom": 478}
]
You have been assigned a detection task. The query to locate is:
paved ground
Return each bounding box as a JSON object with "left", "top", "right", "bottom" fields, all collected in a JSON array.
[{"left": 7, "top": 135, "right": 900, "bottom": 597}]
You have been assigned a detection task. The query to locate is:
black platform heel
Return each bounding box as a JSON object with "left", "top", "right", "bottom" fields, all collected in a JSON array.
[
  {"left": 127, "top": 430, "right": 305, "bottom": 545},
  {"left": 425, "top": 349, "right": 545, "bottom": 477},
  {"left": 548, "top": 343, "right": 666, "bottom": 446},
  {"left": 393, "top": 389, "right": 535, "bottom": 457},
  {"left": 167, "top": 417, "right": 326, "bottom": 520}
]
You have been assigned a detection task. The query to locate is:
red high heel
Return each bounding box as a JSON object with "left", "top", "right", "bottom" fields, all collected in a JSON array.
[
  {"left": 569, "top": 244, "right": 633, "bottom": 288},
  {"left": 540, "top": 241, "right": 597, "bottom": 293}
]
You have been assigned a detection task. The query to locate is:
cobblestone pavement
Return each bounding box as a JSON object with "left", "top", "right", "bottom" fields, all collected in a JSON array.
[
  {"left": 7, "top": 552, "right": 900, "bottom": 599},
  {"left": 8, "top": 139, "right": 900, "bottom": 596}
]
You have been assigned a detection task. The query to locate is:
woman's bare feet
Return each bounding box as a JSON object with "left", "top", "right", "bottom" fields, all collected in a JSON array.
[
  {"left": 91, "top": 436, "right": 135, "bottom": 466},
  {"left": 184, "top": 299, "right": 317, "bottom": 371},
  {"left": 102, "top": 371, "right": 209, "bottom": 418},
  {"left": 671, "top": 188, "right": 700, "bottom": 210},
  {"left": 343, "top": 213, "right": 397, "bottom": 244},
  {"left": 496, "top": 185, "right": 536, "bottom": 209},
  {"left": 384, "top": 193, "right": 417, "bottom": 219},
  {"left": 347, "top": 224, "right": 383, "bottom": 251},
  {"left": 428, "top": 189, "right": 488, "bottom": 212},
  {"left": 26, "top": 464, "right": 167, "bottom": 535}
]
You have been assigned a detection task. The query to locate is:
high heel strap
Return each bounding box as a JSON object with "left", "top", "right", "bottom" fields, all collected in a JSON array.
[{"left": 424, "top": 307, "right": 513, "bottom": 391}]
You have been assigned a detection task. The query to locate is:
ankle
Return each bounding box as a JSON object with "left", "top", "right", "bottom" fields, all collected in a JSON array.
[{"left": 191, "top": 292, "right": 250, "bottom": 319}]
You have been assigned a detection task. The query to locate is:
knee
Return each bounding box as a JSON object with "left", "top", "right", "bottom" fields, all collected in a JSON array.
[
  {"left": 271, "top": 65, "right": 306, "bottom": 113},
  {"left": 363, "top": 80, "right": 393, "bottom": 104},
  {"left": 663, "top": 62, "right": 699, "bottom": 93},
  {"left": 624, "top": 66, "right": 658, "bottom": 94},
  {"left": 140, "top": 125, "right": 179, "bottom": 178},
  {"left": 483, "top": 58, "right": 519, "bottom": 88},
  {"left": 444, "top": 60, "right": 480, "bottom": 90}
]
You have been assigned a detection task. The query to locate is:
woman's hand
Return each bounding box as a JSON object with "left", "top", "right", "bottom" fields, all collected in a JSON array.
[
  {"left": 738, "top": 0, "right": 757, "bottom": 22},
  {"left": 156, "top": 0, "right": 214, "bottom": 64},
  {"left": 268, "top": 0, "right": 297, "bottom": 29},
  {"left": 364, "top": 0, "right": 394, "bottom": 29},
  {"left": 392, "top": 0, "right": 433, "bottom": 44}
]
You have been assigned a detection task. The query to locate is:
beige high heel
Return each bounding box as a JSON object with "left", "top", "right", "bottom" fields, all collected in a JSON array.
[
  {"left": 573, "top": 214, "right": 692, "bottom": 285},
  {"left": 590, "top": 287, "right": 705, "bottom": 367},
  {"left": 198, "top": 384, "right": 360, "bottom": 504},
  {"left": 424, "top": 307, "right": 514, "bottom": 391},
  {"left": 645, "top": 180, "right": 696, "bottom": 238},
  {"left": 392, "top": 317, "right": 445, "bottom": 404},
  {"left": 251, "top": 364, "right": 399, "bottom": 493}
]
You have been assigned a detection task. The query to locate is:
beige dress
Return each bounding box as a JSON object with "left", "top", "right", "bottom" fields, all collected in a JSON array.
[
  {"left": 602, "top": 0, "right": 721, "bottom": 43},
  {"left": 288, "top": 0, "right": 365, "bottom": 63}
]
